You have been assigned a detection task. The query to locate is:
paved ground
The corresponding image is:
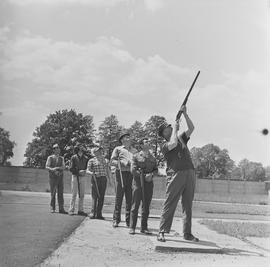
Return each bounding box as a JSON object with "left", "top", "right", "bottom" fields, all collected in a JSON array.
[
  {"left": 1, "top": 190, "right": 270, "bottom": 267},
  {"left": 41, "top": 215, "right": 270, "bottom": 267},
  {"left": 0, "top": 192, "right": 84, "bottom": 267}
]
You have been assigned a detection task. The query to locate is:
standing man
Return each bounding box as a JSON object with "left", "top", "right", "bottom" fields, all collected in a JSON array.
[
  {"left": 87, "top": 146, "right": 110, "bottom": 220},
  {"left": 129, "top": 138, "right": 158, "bottom": 235},
  {"left": 45, "top": 144, "right": 67, "bottom": 214},
  {"left": 110, "top": 132, "right": 133, "bottom": 228},
  {"left": 157, "top": 105, "right": 199, "bottom": 242},
  {"left": 69, "top": 144, "right": 88, "bottom": 216}
]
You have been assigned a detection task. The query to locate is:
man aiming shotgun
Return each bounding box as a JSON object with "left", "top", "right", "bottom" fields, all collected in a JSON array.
[{"left": 157, "top": 71, "right": 200, "bottom": 242}]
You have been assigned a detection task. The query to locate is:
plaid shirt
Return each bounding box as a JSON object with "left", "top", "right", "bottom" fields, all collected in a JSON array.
[{"left": 87, "top": 157, "right": 108, "bottom": 178}]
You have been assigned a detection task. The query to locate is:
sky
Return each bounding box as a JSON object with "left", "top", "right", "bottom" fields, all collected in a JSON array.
[{"left": 0, "top": 0, "right": 269, "bottom": 166}]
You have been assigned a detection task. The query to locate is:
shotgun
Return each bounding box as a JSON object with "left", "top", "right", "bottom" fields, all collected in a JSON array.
[{"left": 176, "top": 70, "right": 200, "bottom": 121}]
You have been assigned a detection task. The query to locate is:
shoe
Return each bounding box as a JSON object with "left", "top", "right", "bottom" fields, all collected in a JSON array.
[
  {"left": 50, "top": 208, "right": 56, "bottom": 213},
  {"left": 78, "top": 211, "right": 88, "bottom": 216},
  {"left": 113, "top": 221, "right": 119, "bottom": 228},
  {"left": 140, "top": 229, "right": 152, "bottom": 235},
  {"left": 126, "top": 222, "right": 130, "bottom": 228},
  {"left": 183, "top": 233, "right": 199, "bottom": 242},
  {"left": 157, "top": 232, "right": 166, "bottom": 242},
  {"left": 89, "top": 215, "right": 96, "bottom": 219},
  {"left": 59, "top": 210, "right": 68, "bottom": 214},
  {"left": 69, "top": 211, "right": 75, "bottom": 216},
  {"left": 129, "top": 229, "right": 135, "bottom": 235},
  {"left": 96, "top": 216, "right": 105, "bottom": 220}
]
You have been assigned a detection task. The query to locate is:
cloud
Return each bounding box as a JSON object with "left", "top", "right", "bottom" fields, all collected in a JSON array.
[
  {"left": 8, "top": 0, "right": 128, "bottom": 7},
  {"left": 0, "top": 28, "right": 269, "bottom": 166},
  {"left": 7, "top": 0, "right": 166, "bottom": 12},
  {"left": 144, "top": 0, "right": 164, "bottom": 12},
  {"left": 0, "top": 29, "right": 192, "bottom": 121}
]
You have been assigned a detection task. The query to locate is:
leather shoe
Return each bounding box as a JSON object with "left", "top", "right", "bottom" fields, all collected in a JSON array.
[
  {"left": 129, "top": 229, "right": 135, "bottom": 235},
  {"left": 59, "top": 210, "right": 68, "bottom": 214},
  {"left": 157, "top": 232, "right": 166, "bottom": 242},
  {"left": 140, "top": 229, "right": 152, "bottom": 235},
  {"left": 78, "top": 211, "right": 88, "bottom": 216},
  {"left": 183, "top": 233, "right": 199, "bottom": 242}
]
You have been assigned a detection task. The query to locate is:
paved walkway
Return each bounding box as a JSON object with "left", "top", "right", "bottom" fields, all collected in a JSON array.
[{"left": 41, "top": 215, "right": 270, "bottom": 267}]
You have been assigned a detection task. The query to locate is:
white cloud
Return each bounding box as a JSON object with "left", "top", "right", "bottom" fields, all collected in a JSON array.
[
  {"left": 8, "top": 0, "right": 128, "bottom": 7},
  {"left": 0, "top": 28, "right": 269, "bottom": 166},
  {"left": 144, "top": 0, "right": 164, "bottom": 12}
]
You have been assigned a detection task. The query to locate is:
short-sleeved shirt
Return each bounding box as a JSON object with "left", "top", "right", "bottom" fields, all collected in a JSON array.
[
  {"left": 162, "top": 132, "right": 194, "bottom": 175},
  {"left": 87, "top": 157, "right": 108, "bottom": 178},
  {"left": 69, "top": 154, "right": 88, "bottom": 176},
  {"left": 46, "top": 155, "right": 65, "bottom": 179},
  {"left": 131, "top": 151, "right": 158, "bottom": 181}
]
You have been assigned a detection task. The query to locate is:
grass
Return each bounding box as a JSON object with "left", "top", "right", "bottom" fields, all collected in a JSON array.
[{"left": 199, "top": 219, "right": 270, "bottom": 239}]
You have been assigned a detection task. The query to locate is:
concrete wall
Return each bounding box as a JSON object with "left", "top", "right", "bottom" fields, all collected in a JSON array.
[{"left": 0, "top": 166, "right": 267, "bottom": 197}]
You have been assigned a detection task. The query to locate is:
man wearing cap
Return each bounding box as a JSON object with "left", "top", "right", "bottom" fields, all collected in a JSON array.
[
  {"left": 45, "top": 144, "right": 67, "bottom": 214},
  {"left": 157, "top": 105, "right": 199, "bottom": 242},
  {"left": 110, "top": 132, "right": 133, "bottom": 228},
  {"left": 68, "top": 144, "right": 88, "bottom": 216},
  {"left": 87, "top": 146, "right": 110, "bottom": 220},
  {"left": 129, "top": 138, "right": 158, "bottom": 235}
]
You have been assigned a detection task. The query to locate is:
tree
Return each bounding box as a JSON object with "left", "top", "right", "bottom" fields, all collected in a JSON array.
[
  {"left": 238, "top": 159, "right": 266, "bottom": 181},
  {"left": 265, "top": 166, "right": 270, "bottom": 181},
  {"left": 128, "top": 121, "right": 145, "bottom": 149},
  {"left": 144, "top": 115, "right": 167, "bottom": 166},
  {"left": 190, "top": 144, "right": 235, "bottom": 179},
  {"left": 0, "top": 127, "right": 16, "bottom": 166},
  {"left": 98, "top": 115, "right": 124, "bottom": 159},
  {"left": 24, "top": 109, "right": 95, "bottom": 168}
]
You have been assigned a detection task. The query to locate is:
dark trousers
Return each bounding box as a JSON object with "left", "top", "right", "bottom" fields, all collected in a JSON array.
[
  {"left": 113, "top": 170, "right": 133, "bottom": 225},
  {"left": 130, "top": 177, "right": 153, "bottom": 231},
  {"left": 159, "top": 169, "right": 196, "bottom": 234},
  {"left": 91, "top": 176, "right": 107, "bottom": 217},
  {"left": 49, "top": 175, "right": 64, "bottom": 211}
]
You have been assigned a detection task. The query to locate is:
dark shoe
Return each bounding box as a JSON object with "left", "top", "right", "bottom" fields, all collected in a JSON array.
[
  {"left": 157, "top": 232, "right": 166, "bottom": 242},
  {"left": 113, "top": 221, "right": 119, "bottom": 228},
  {"left": 96, "top": 216, "right": 105, "bottom": 220},
  {"left": 140, "top": 229, "right": 152, "bottom": 235},
  {"left": 183, "top": 233, "right": 199, "bottom": 242},
  {"left": 89, "top": 214, "right": 96, "bottom": 219},
  {"left": 78, "top": 211, "right": 88, "bottom": 216},
  {"left": 59, "top": 210, "right": 68, "bottom": 214},
  {"left": 126, "top": 222, "right": 130, "bottom": 228},
  {"left": 129, "top": 228, "right": 135, "bottom": 235}
]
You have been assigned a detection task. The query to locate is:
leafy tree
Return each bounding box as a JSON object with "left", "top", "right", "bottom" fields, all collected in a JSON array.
[
  {"left": 24, "top": 109, "right": 95, "bottom": 168},
  {"left": 144, "top": 115, "right": 167, "bottom": 166},
  {"left": 190, "top": 144, "right": 235, "bottom": 179},
  {"left": 264, "top": 166, "right": 270, "bottom": 181},
  {"left": 128, "top": 121, "right": 146, "bottom": 149},
  {"left": 238, "top": 159, "right": 266, "bottom": 181},
  {"left": 0, "top": 127, "right": 16, "bottom": 166},
  {"left": 98, "top": 115, "right": 124, "bottom": 159}
]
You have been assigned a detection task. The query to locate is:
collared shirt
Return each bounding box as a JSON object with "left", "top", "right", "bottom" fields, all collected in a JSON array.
[
  {"left": 162, "top": 132, "right": 194, "bottom": 175},
  {"left": 69, "top": 154, "right": 88, "bottom": 176},
  {"left": 87, "top": 156, "right": 108, "bottom": 178},
  {"left": 131, "top": 151, "right": 158, "bottom": 181},
  {"left": 110, "top": 145, "right": 133, "bottom": 172},
  {"left": 46, "top": 154, "right": 65, "bottom": 178}
]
